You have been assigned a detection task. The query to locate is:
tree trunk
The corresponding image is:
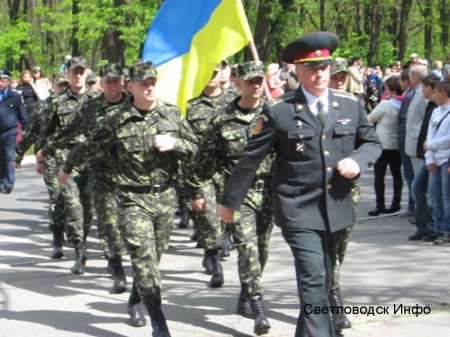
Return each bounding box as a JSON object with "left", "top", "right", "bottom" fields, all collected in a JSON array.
[
  {"left": 439, "top": 0, "right": 449, "bottom": 54},
  {"left": 367, "top": 0, "right": 382, "bottom": 67},
  {"left": 397, "top": 0, "right": 413, "bottom": 62},
  {"left": 72, "top": 0, "right": 80, "bottom": 56},
  {"left": 420, "top": 0, "right": 433, "bottom": 62},
  {"left": 319, "top": 0, "right": 327, "bottom": 31}
]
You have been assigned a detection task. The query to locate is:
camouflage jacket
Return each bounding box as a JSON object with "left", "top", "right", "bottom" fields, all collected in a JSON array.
[
  {"left": 41, "top": 93, "right": 128, "bottom": 175},
  {"left": 189, "top": 96, "right": 274, "bottom": 199},
  {"left": 63, "top": 99, "right": 198, "bottom": 188},
  {"left": 15, "top": 98, "right": 52, "bottom": 163},
  {"left": 35, "top": 87, "right": 98, "bottom": 151},
  {"left": 186, "top": 90, "right": 237, "bottom": 142}
]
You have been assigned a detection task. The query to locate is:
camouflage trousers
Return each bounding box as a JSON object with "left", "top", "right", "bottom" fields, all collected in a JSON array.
[
  {"left": 117, "top": 186, "right": 177, "bottom": 305},
  {"left": 232, "top": 184, "right": 274, "bottom": 297},
  {"left": 55, "top": 150, "right": 93, "bottom": 245},
  {"left": 331, "top": 184, "right": 361, "bottom": 290},
  {"left": 43, "top": 156, "right": 65, "bottom": 232},
  {"left": 196, "top": 177, "right": 223, "bottom": 252},
  {"left": 91, "top": 172, "right": 125, "bottom": 261}
]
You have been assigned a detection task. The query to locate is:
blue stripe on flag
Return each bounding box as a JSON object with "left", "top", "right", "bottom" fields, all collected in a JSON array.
[{"left": 142, "top": 0, "right": 222, "bottom": 66}]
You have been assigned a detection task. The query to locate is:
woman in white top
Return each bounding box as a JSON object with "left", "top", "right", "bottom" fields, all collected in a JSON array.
[{"left": 367, "top": 75, "right": 404, "bottom": 216}]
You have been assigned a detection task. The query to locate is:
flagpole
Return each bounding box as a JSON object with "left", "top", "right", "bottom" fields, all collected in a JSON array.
[{"left": 248, "top": 39, "right": 272, "bottom": 101}]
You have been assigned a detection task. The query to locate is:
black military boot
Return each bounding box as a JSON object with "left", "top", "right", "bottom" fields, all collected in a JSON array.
[
  {"left": 190, "top": 214, "right": 199, "bottom": 241},
  {"left": 51, "top": 228, "right": 64, "bottom": 259},
  {"left": 109, "top": 258, "right": 127, "bottom": 294},
  {"left": 249, "top": 294, "right": 271, "bottom": 335},
  {"left": 237, "top": 289, "right": 254, "bottom": 318},
  {"left": 202, "top": 253, "right": 213, "bottom": 275},
  {"left": 330, "top": 288, "right": 352, "bottom": 330},
  {"left": 144, "top": 304, "right": 172, "bottom": 337},
  {"left": 208, "top": 250, "right": 224, "bottom": 288},
  {"left": 127, "top": 282, "right": 146, "bottom": 327},
  {"left": 220, "top": 232, "right": 230, "bottom": 259},
  {"left": 71, "top": 243, "right": 86, "bottom": 274},
  {"left": 177, "top": 203, "right": 190, "bottom": 228}
]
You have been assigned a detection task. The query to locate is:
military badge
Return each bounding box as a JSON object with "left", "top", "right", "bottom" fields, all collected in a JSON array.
[
  {"left": 295, "top": 142, "right": 305, "bottom": 152},
  {"left": 296, "top": 120, "right": 303, "bottom": 128},
  {"left": 332, "top": 101, "right": 339, "bottom": 108},
  {"left": 252, "top": 115, "right": 267, "bottom": 135}
]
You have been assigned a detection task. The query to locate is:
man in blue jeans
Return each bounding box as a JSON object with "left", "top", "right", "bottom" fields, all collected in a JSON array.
[{"left": 0, "top": 69, "right": 27, "bottom": 194}]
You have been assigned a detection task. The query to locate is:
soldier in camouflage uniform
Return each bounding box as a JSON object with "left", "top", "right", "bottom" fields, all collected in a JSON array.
[
  {"left": 186, "top": 65, "right": 236, "bottom": 285},
  {"left": 327, "top": 57, "right": 360, "bottom": 331},
  {"left": 189, "top": 61, "right": 273, "bottom": 336},
  {"left": 59, "top": 61, "right": 197, "bottom": 337},
  {"left": 15, "top": 74, "right": 69, "bottom": 259},
  {"left": 36, "top": 63, "right": 129, "bottom": 294},
  {"left": 36, "top": 57, "right": 99, "bottom": 275}
]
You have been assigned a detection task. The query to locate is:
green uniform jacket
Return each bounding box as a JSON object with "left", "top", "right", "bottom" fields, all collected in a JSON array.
[{"left": 220, "top": 88, "right": 382, "bottom": 232}]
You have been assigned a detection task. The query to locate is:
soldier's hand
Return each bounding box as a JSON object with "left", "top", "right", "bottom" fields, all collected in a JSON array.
[
  {"left": 15, "top": 162, "right": 21, "bottom": 169},
  {"left": 35, "top": 162, "right": 44, "bottom": 175},
  {"left": 336, "top": 158, "right": 360, "bottom": 179},
  {"left": 217, "top": 204, "right": 235, "bottom": 224},
  {"left": 36, "top": 150, "right": 45, "bottom": 162},
  {"left": 58, "top": 168, "right": 71, "bottom": 184},
  {"left": 191, "top": 198, "right": 206, "bottom": 212},
  {"left": 153, "top": 134, "right": 177, "bottom": 152}
]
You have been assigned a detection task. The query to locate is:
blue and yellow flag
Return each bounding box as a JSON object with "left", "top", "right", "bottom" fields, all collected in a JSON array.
[{"left": 142, "top": 0, "right": 252, "bottom": 113}]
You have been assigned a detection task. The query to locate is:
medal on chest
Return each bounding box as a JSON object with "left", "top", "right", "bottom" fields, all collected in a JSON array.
[{"left": 295, "top": 119, "right": 305, "bottom": 152}]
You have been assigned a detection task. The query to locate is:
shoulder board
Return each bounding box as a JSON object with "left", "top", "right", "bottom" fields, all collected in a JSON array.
[
  {"left": 330, "top": 89, "right": 358, "bottom": 102},
  {"left": 269, "top": 90, "right": 296, "bottom": 107}
]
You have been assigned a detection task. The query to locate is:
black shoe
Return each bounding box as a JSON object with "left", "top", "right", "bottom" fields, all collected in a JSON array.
[
  {"left": 196, "top": 238, "right": 204, "bottom": 249},
  {"left": 110, "top": 258, "right": 127, "bottom": 294},
  {"left": 127, "top": 303, "right": 147, "bottom": 327},
  {"left": 148, "top": 308, "right": 171, "bottom": 337},
  {"left": 202, "top": 254, "right": 213, "bottom": 275},
  {"left": 330, "top": 289, "right": 352, "bottom": 330},
  {"left": 249, "top": 295, "right": 271, "bottom": 335},
  {"left": 423, "top": 232, "right": 438, "bottom": 242},
  {"left": 71, "top": 244, "right": 86, "bottom": 274},
  {"left": 51, "top": 247, "right": 64, "bottom": 259},
  {"left": 384, "top": 206, "right": 401, "bottom": 214},
  {"left": 408, "top": 232, "right": 426, "bottom": 241},
  {"left": 0, "top": 187, "right": 12, "bottom": 194},
  {"left": 237, "top": 293, "right": 254, "bottom": 318},
  {"left": 368, "top": 208, "right": 385, "bottom": 216},
  {"left": 208, "top": 250, "right": 224, "bottom": 288}
]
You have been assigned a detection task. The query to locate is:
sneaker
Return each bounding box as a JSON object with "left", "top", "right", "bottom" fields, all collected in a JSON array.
[{"left": 433, "top": 235, "right": 450, "bottom": 244}]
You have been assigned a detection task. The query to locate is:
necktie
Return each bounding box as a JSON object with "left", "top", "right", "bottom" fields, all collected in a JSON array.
[{"left": 317, "top": 100, "right": 326, "bottom": 126}]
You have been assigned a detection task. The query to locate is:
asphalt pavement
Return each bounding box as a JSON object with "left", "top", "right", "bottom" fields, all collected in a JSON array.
[{"left": 1, "top": 157, "right": 449, "bottom": 337}]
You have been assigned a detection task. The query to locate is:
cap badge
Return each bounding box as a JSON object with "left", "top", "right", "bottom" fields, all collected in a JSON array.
[{"left": 315, "top": 50, "right": 322, "bottom": 57}]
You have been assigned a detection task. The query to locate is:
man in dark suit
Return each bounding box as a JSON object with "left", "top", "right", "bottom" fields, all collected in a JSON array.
[
  {"left": 0, "top": 69, "right": 27, "bottom": 194},
  {"left": 217, "top": 32, "right": 381, "bottom": 337}
]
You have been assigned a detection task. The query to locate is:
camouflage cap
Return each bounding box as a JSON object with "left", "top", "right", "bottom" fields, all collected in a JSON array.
[
  {"left": 86, "top": 72, "right": 97, "bottom": 84},
  {"left": 129, "top": 61, "right": 157, "bottom": 81},
  {"left": 0, "top": 69, "right": 11, "bottom": 79},
  {"left": 66, "top": 56, "right": 87, "bottom": 70},
  {"left": 330, "top": 57, "right": 349, "bottom": 75},
  {"left": 237, "top": 61, "right": 265, "bottom": 80},
  {"left": 52, "top": 72, "right": 69, "bottom": 85},
  {"left": 99, "top": 63, "right": 123, "bottom": 80}
]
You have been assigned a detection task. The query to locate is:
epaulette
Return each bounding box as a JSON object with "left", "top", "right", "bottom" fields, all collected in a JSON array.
[
  {"left": 268, "top": 90, "right": 296, "bottom": 107},
  {"left": 330, "top": 89, "right": 358, "bottom": 102}
]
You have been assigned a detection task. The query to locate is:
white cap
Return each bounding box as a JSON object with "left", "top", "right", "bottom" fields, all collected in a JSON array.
[{"left": 410, "top": 53, "right": 418, "bottom": 58}]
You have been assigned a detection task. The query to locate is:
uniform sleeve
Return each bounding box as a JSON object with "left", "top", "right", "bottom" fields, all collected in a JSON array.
[
  {"left": 17, "top": 94, "right": 28, "bottom": 131},
  {"left": 188, "top": 119, "right": 222, "bottom": 199},
  {"left": 63, "top": 112, "right": 118, "bottom": 173},
  {"left": 173, "top": 116, "right": 198, "bottom": 161},
  {"left": 349, "top": 100, "right": 382, "bottom": 174},
  {"left": 220, "top": 106, "right": 276, "bottom": 210}
]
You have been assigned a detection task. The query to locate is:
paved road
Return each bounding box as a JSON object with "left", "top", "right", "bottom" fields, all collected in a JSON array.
[{"left": 1, "top": 159, "right": 449, "bottom": 337}]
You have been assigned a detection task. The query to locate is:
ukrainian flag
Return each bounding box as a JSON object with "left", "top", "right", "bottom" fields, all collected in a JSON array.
[{"left": 142, "top": 0, "right": 252, "bottom": 113}]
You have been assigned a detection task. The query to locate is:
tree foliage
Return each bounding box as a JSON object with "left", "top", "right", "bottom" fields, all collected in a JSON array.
[{"left": 0, "top": 0, "right": 448, "bottom": 77}]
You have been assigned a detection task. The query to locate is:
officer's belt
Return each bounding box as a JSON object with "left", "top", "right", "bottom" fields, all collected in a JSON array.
[
  {"left": 250, "top": 176, "right": 271, "bottom": 192},
  {"left": 118, "top": 183, "right": 171, "bottom": 194}
]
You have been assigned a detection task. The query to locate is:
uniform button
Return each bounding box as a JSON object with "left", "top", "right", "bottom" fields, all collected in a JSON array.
[
  {"left": 326, "top": 167, "right": 332, "bottom": 173},
  {"left": 322, "top": 134, "right": 326, "bottom": 140},
  {"left": 324, "top": 150, "right": 330, "bottom": 156},
  {"left": 327, "top": 184, "right": 332, "bottom": 189}
]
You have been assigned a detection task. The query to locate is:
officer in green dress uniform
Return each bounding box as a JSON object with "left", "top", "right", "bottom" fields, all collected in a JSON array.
[{"left": 217, "top": 32, "right": 381, "bottom": 337}]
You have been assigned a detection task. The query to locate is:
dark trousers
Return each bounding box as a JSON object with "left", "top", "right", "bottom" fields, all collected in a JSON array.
[
  {"left": 281, "top": 227, "right": 343, "bottom": 337},
  {"left": 401, "top": 150, "right": 415, "bottom": 212},
  {"left": 0, "top": 129, "right": 17, "bottom": 190},
  {"left": 373, "top": 149, "right": 403, "bottom": 209}
]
